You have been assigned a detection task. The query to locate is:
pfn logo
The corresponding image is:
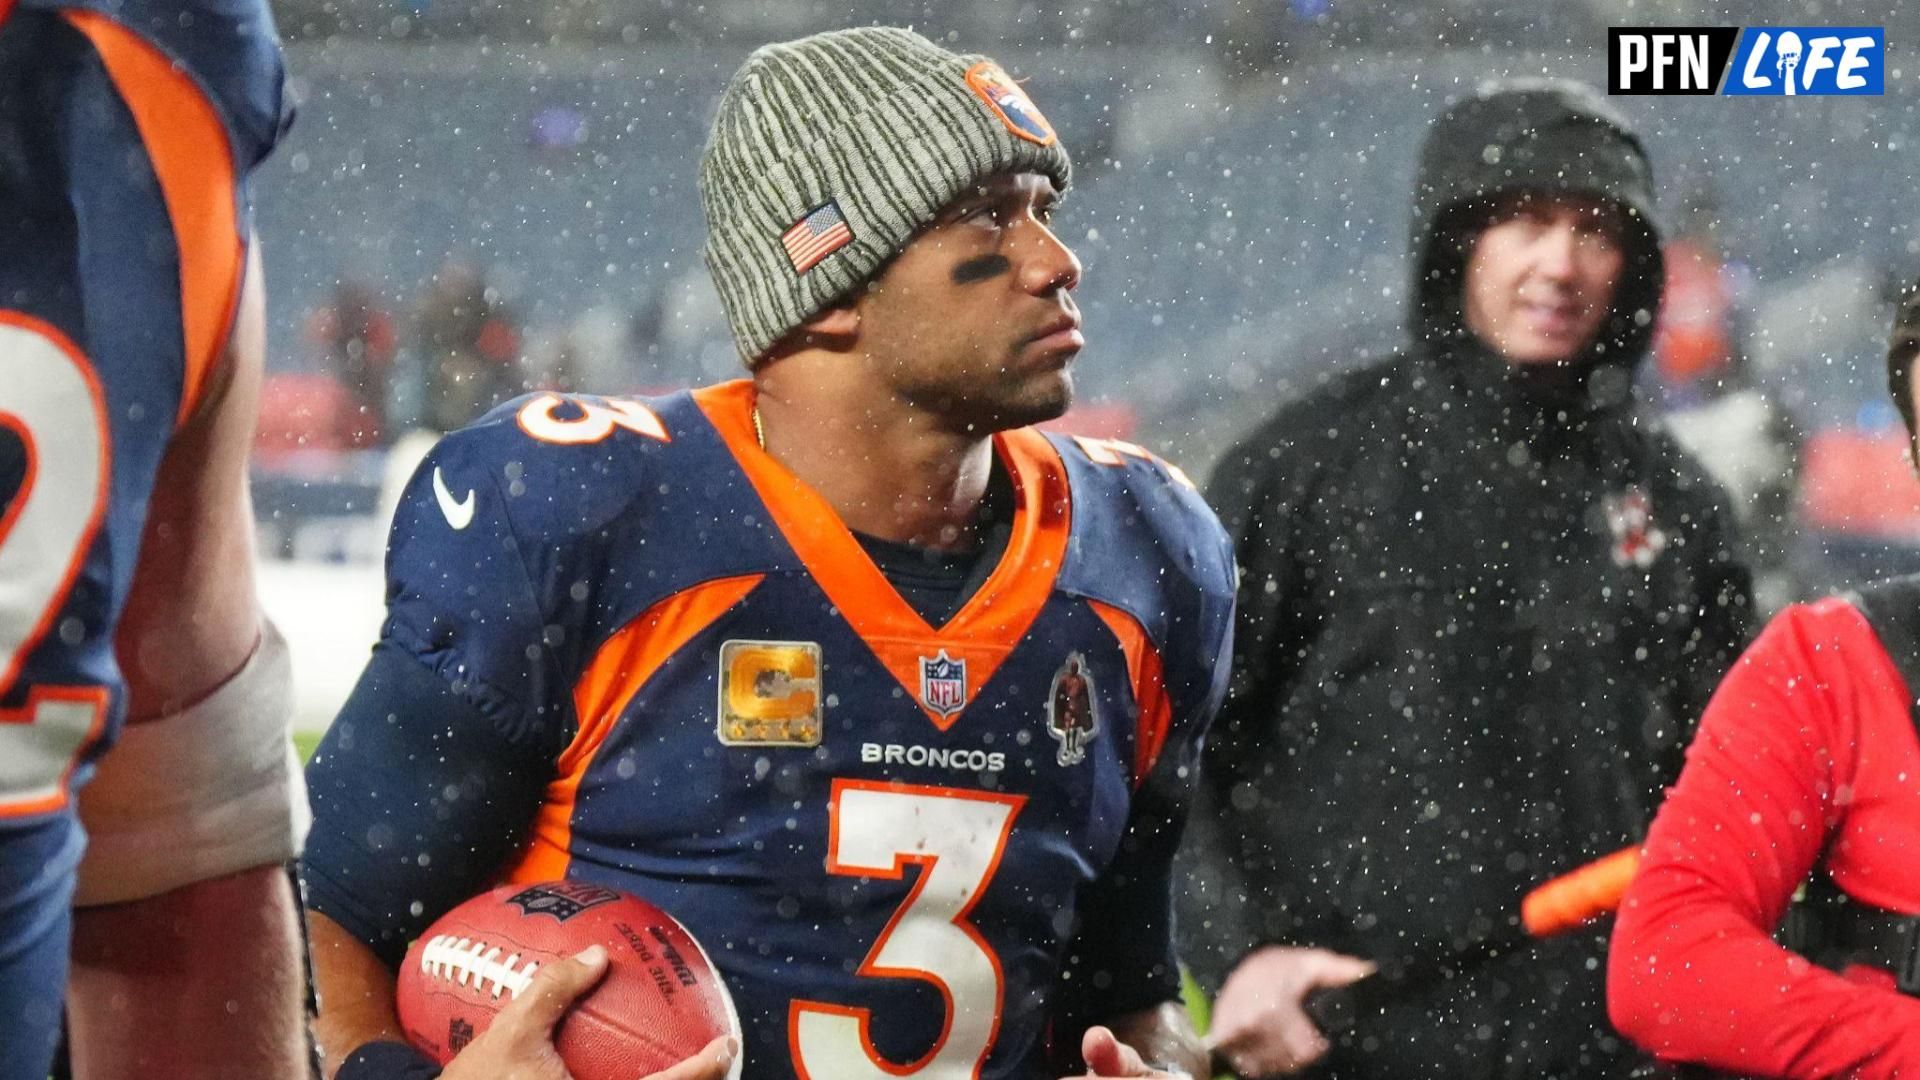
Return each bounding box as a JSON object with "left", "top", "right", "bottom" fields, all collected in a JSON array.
[
  {"left": 1608, "top": 28, "right": 1737, "bottom": 94},
  {"left": 1608, "top": 27, "right": 1883, "bottom": 96}
]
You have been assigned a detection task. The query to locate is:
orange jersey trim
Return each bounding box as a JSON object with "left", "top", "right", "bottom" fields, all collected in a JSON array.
[
  {"left": 1088, "top": 600, "right": 1172, "bottom": 789},
  {"left": 62, "top": 9, "right": 244, "bottom": 428},
  {"left": 500, "top": 573, "right": 764, "bottom": 884},
  {"left": 0, "top": 686, "right": 111, "bottom": 819},
  {"left": 691, "top": 380, "right": 1073, "bottom": 730}
]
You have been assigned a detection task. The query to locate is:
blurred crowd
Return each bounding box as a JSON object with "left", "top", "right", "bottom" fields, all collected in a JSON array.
[
  {"left": 275, "top": 261, "right": 530, "bottom": 449},
  {"left": 264, "top": 192, "right": 1853, "bottom": 608},
  {"left": 269, "top": 258, "right": 741, "bottom": 451}
]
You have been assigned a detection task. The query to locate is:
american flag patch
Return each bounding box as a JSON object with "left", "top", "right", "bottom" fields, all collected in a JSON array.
[{"left": 781, "top": 200, "right": 853, "bottom": 274}]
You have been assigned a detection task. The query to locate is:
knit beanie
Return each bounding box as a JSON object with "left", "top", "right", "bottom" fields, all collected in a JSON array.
[{"left": 699, "top": 27, "right": 1074, "bottom": 363}]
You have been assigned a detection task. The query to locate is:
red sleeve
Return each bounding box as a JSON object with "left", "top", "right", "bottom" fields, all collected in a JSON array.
[{"left": 1607, "top": 598, "right": 1920, "bottom": 1077}]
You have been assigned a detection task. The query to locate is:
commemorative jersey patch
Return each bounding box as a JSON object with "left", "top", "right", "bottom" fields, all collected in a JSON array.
[
  {"left": 918, "top": 650, "right": 969, "bottom": 718},
  {"left": 781, "top": 200, "right": 854, "bottom": 274},
  {"left": 964, "top": 61, "right": 1056, "bottom": 146},
  {"left": 1046, "top": 652, "right": 1097, "bottom": 765},
  {"left": 1603, "top": 485, "right": 1668, "bottom": 569},
  {"left": 718, "top": 639, "right": 823, "bottom": 746}
]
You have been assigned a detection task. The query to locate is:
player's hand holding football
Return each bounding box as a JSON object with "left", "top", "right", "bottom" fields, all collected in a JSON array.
[
  {"left": 1205, "top": 945, "right": 1375, "bottom": 1077},
  {"left": 439, "top": 945, "right": 737, "bottom": 1080},
  {"left": 1061, "top": 1025, "right": 1194, "bottom": 1079}
]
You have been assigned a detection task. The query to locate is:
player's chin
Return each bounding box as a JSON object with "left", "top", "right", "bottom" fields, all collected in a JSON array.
[
  {"left": 942, "top": 372, "right": 1070, "bottom": 434},
  {"left": 993, "top": 368, "right": 1074, "bottom": 429}
]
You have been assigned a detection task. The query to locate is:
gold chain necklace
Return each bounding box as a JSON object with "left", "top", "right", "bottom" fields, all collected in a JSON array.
[{"left": 752, "top": 406, "right": 765, "bottom": 449}]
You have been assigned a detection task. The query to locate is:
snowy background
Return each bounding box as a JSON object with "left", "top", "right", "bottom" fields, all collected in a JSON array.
[{"left": 252, "top": 0, "right": 1920, "bottom": 730}]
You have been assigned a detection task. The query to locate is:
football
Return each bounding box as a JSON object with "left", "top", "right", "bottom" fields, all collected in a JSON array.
[{"left": 397, "top": 881, "right": 742, "bottom": 1080}]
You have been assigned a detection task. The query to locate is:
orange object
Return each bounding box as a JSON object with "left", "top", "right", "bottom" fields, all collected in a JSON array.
[
  {"left": 1652, "top": 239, "right": 1735, "bottom": 386},
  {"left": 1798, "top": 429, "right": 1920, "bottom": 541},
  {"left": 1088, "top": 600, "right": 1172, "bottom": 789},
  {"left": 65, "top": 9, "right": 245, "bottom": 427},
  {"left": 1522, "top": 846, "right": 1641, "bottom": 937},
  {"left": 253, "top": 372, "right": 361, "bottom": 457}
]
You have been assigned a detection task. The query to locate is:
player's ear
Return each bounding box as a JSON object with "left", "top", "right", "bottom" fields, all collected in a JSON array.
[
  {"left": 797, "top": 302, "right": 859, "bottom": 340},
  {"left": 760, "top": 300, "right": 858, "bottom": 364}
]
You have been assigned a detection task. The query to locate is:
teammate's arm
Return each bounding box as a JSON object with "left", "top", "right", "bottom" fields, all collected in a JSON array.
[
  {"left": 70, "top": 866, "right": 306, "bottom": 1076},
  {"left": 67, "top": 244, "right": 311, "bottom": 1079}
]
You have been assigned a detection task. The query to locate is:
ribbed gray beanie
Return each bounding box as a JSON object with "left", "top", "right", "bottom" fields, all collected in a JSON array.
[{"left": 700, "top": 27, "right": 1073, "bottom": 363}]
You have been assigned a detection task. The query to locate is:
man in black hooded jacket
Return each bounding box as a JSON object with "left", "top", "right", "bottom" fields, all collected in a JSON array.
[{"left": 1177, "top": 79, "right": 1752, "bottom": 1079}]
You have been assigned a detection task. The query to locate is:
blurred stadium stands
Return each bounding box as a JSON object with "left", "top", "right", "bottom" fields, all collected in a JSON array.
[
  {"left": 252, "top": 3, "right": 1920, "bottom": 725},
  {"left": 263, "top": 38, "right": 1920, "bottom": 448}
]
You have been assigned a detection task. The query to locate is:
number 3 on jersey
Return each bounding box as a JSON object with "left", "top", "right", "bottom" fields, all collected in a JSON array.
[
  {"left": 792, "top": 781, "right": 1026, "bottom": 1080},
  {"left": 0, "top": 315, "right": 112, "bottom": 817},
  {"left": 516, "top": 393, "right": 669, "bottom": 445}
]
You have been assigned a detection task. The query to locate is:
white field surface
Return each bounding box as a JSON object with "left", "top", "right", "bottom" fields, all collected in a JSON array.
[{"left": 259, "top": 558, "right": 386, "bottom": 733}]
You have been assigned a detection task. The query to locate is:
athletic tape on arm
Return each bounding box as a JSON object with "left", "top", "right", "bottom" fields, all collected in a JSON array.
[{"left": 73, "top": 618, "right": 311, "bottom": 905}]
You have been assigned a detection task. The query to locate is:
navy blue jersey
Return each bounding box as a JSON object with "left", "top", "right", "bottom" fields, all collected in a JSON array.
[
  {"left": 0, "top": 1, "right": 284, "bottom": 1072},
  {"left": 307, "top": 381, "right": 1235, "bottom": 1079}
]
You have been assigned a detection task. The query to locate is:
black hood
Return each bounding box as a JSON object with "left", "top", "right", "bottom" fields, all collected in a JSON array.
[{"left": 1410, "top": 79, "right": 1663, "bottom": 396}]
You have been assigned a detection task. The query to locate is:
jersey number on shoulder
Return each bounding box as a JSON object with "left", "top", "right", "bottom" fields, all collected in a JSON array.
[
  {"left": 1072, "top": 436, "right": 1194, "bottom": 489},
  {"left": 516, "top": 393, "right": 670, "bottom": 445},
  {"left": 0, "top": 316, "right": 112, "bottom": 818},
  {"left": 791, "top": 781, "right": 1027, "bottom": 1080}
]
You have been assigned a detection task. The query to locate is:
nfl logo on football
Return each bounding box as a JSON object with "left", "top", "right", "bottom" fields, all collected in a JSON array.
[{"left": 919, "top": 651, "right": 968, "bottom": 718}]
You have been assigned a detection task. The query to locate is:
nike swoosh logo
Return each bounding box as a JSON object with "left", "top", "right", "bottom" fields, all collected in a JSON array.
[{"left": 432, "top": 466, "right": 475, "bottom": 530}]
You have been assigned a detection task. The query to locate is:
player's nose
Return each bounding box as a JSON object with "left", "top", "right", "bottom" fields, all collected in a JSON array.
[{"left": 1015, "top": 218, "right": 1081, "bottom": 296}]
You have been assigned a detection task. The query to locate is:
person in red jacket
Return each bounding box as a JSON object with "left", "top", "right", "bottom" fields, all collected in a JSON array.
[{"left": 1606, "top": 283, "right": 1920, "bottom": 1077}]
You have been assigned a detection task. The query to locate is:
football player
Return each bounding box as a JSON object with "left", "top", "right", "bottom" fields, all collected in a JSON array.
[
  {"left": 0, "top": 0, "right": 310, "bottom": 1077},
  {"left": 301, "top": 26, "right": 1233, "bottom": 1080}
]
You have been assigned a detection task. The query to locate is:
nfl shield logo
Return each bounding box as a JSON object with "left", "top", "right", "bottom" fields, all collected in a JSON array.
[
  {"left": 919, "top": 650, "right": 968, "bottom": 718},
  {"left": 505, "top": 882, "right": 621, "bottom": 922}
]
